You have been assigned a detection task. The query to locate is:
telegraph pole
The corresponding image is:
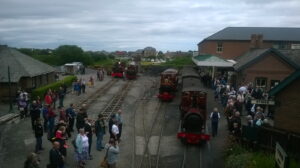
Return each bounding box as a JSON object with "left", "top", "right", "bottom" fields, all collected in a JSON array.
[{"left": 8, "top": 66, "right": 13, "bottom": 112}]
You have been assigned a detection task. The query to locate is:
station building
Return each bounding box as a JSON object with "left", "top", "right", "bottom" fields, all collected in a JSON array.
[
  {"left": 269, "top": 70, "right": 300, "bottom": 134},
  {"left": 0, "top": 45, "right": 56, "bottom": 101}
]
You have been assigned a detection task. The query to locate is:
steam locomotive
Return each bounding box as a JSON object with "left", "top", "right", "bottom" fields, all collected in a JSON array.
[
  {"left": 157, "top": 68, "right": 178, "bottom": 101},
  {"left": 125, "top": 62, "right": 138, "bottom": 80},
  {"left": 177, "top": 66, "right": 210, "bottom": 144},
  {"left": 111, "top": 61, "right": 126, "bottom": 78}
]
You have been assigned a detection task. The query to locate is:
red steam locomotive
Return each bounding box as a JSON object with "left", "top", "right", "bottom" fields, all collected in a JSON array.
[
  {"left": 111, "top": 61, "right": 126, "bottom": 78},
  {"left": 157, "top": 68, "right": 178, "bottom": 101},
  {"left": 177, "top": 67, "right": 210, "bottom": 144},
  {"left": 125, "top": 62, "right": 138, "bottom": 80}
]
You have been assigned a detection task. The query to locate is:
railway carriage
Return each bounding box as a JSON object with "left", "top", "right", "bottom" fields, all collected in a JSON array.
[
  {"left": 177, "top": 67, "right": 210, "bottom": 144},
  {"left": 111, "top": 61, "right": 126, "bottom": 78},
  {"left": 157, "top": 68, "right": 178, "bottom": 101}
]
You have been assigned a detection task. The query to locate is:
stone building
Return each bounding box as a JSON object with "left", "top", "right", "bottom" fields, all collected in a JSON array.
[
  {"left": 143, "top": 47, "right": 157, "bottom": 57},
  {"left": 0, "top": 45, "right": 56, "bottom": 101}
]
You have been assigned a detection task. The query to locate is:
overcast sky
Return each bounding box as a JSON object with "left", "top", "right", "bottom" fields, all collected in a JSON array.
[{"left": 0, "top": 0, "right": 300, "bottom": 52}]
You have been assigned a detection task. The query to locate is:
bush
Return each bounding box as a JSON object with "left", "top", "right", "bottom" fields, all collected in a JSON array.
[{"left": 31, "top": 75, "right": 77, "bottom": 99}]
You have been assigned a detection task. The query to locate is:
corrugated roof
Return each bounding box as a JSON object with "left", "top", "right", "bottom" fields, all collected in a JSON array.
[
  {"left": 0, "top": 46, "right": 55, "bottom": 83},
  {"left": 203, "top": 27, "right": 300, "bottom": 42},
  {"left": 269, "top": 70, "right": 300, "bottom": 96},
  {"left": 182, "top": 77, "right": 203, "bottom": 92},
  {"left": 233, "top": 48, "right": 299, "bottom": 71}
]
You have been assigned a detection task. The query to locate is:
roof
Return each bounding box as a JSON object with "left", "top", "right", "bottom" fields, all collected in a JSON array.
[
  {"left": 161, "top": 68, "right": 178, "bottom": 75},
  {"left": 269, "top": 70, "right": 300, "bottom": 96},
  {"left": 181, "top": 66, "right": 199, "bottom": 78},
  {"left": 233, "top": 48, "right": 299, "bottom": 71},
  {"left": 192, "top": 54, "right": 235, "bottom": 67},
  {"left": 279, "top": 50, "right": 300, "bottom": 68},
  {"left": 182, "top": 77, "right": 203, "bottom": 92},
  {"left": 202, "top": 27, "right": 300, "bottom": 42},
  {"left": 0, "top": 46, "right": 55, "bottom": 83}
]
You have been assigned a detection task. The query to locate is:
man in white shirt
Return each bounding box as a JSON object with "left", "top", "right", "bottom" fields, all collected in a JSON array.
[
  {"left": 111, "top": 121, "right": 119, "bottom": 141},
  {"left": 210, "top": 107, "right": 221, "bottom": 137}
]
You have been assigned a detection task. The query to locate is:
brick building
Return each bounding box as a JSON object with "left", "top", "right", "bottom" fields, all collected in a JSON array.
[
  {"left": 233, "top": 48, "right": 299, "bottom": 90},
  {"left": 269, "top": 70, "right": 300, "bottom": 134},
  {"left": 0, "top": 45, "right": 56, "bottom": 101},
  {"left": 198, "top": 27, "right": 300, "bottom": 60}
]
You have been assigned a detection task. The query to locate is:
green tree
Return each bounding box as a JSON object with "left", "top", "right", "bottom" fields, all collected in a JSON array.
[{"left": 55, "top": 45, "right": 85, "bottom": 65}]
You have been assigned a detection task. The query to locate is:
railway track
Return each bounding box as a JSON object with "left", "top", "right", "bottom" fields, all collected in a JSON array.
[
  {"left": 77, "top": 78, "right": 118, "bottom": 110},
  {"left": 181, "top": 145, "right": 202, "bottom": 168},
  {"left": 132, "top": 77, "right": 168, "bottom": 168},
  {"left": 100, "top": 80, "right": 133, "bottom": 119}
]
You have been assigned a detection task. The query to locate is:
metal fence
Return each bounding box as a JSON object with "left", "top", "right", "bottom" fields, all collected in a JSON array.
[{"left": 242, "top": 125, "right": 300, "bottom": 159}]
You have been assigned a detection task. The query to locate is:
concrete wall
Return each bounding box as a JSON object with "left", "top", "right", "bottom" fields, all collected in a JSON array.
[
  {"left": 236, "top": 53, "right": 295, "bottom": 89},
  {"left": 198, "top": 40, "right": 273, "bottom": 59},
  {"left": 274, "top": 78, "right": 300, "bottom": 134}
]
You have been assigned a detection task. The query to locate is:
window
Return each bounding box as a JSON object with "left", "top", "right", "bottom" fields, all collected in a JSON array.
[
  {"left": 255, "top": 77, "right": 267, "bottom": 88},
  {"left": 216, "top": 42, "right": 223, "bottom": 53},
  {"left": 270, "top": 80, "right": 280, "bottom": 89}
]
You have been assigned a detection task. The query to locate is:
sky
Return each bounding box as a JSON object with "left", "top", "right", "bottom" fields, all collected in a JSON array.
[{"left": 0, "top": 0, "right": 300, "bottom": 52}]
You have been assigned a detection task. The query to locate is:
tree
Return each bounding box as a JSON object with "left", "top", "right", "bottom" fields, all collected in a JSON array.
[{"left": 55, "top": 45, "right": 85, "bottom": 65}]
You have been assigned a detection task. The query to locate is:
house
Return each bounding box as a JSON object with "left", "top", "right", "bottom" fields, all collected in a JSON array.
[
  {"left": 269, "top": 70, "right": 300, "bottom": 134},
  {"left": 0, "top": 45, "right": 56, "bottom": 101},
  {"left": 198, "top": 27, "right": 300, "bottom": 59},
  {"left": 232, "top": 48, "right": 299, "bottom": 90}
]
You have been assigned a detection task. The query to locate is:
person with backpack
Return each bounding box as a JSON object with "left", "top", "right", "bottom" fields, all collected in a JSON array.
[{"left": 210, "top": 107, "right": 221, "bottom": 137}]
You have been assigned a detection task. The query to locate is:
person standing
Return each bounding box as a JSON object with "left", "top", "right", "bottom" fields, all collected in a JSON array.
[
  {"left": 115, "top": 110, "right": 123, "bottom": 141},
  {"left": 24, "top": 152, "right": 40, "bottom": 168},
  {"left": 58, "top": 87, "right": 65, "bottom": 108},
  {"left": 111, "top": 120, "right": 119, "bottom": 141},
  {"left": 47, "top": 106, "right": 56, "bottom": 140},
  {"left": 106, "top": 139, "right": 119, "bottom": 168},
  {"left": 95, "top": 114, "right": 106, "bottom": 151},
  {"left": 34, "top": 118, "right": 44, "bottom": 153},
  {"left": 66, "top": 104, "right": 76, "bottom": 132},
  {"left": 108, "top": 114, "right": 116, "bottom": 140},
  {"left": 210, "top": 107, "right": 220, "bottom": 137},
  {"left": 49, "top": 141, "right": 64, "bottom": 168},
  {"left": 84, "top": 119, "right": 93, "bottom": 159},
  {"left": 76, "top": 108, "right": 88, "bottom": 131},
  {"left": 30, "top": 100, "right": 41, "bottom": 130},
  {"left": 75, "top": 128, "right": 89, "bottom": 167},
  {"left": 81, "top": 80, "right": 86, "bottom": 94}
]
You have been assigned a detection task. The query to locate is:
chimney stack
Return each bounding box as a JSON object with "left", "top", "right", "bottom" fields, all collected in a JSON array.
[{"left": 250, "top": 34, "right": 264, "bottom": 49}]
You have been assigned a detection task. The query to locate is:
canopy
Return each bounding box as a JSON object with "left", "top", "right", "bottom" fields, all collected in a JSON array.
[{"left": 192, "top": 54, "right": 236, "bottom": 67}]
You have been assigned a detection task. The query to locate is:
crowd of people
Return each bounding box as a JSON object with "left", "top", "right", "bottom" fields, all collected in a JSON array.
[
  {"left": 209, "top": 75, "right": 271, "bottom": 141},
  {"left": 19, "top": 71, "right": 122, "bottom": 168}
]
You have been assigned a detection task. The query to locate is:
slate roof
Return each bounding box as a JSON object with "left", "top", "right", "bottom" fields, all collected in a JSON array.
[
  {"left": 233, "top": 48, "right": 299, "bottom": 71},
  {"left": 202, "top": 27, "right": 300, "bottom": 42},
  {"left": 0, "top": 45, "right": 55, "bottom": 83},
  {"left": 279, "top": 50, "right": 300, "bottom": 68},
  {"left": 269, "top": 70, "right": 300, "bottom": 96}
]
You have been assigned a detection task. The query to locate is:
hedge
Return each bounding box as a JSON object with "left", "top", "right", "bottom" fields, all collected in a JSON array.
[{"left": 31, "top": 75, "right": 77, "bottom": 99}]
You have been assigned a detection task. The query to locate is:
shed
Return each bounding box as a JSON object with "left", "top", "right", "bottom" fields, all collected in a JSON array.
[{"left": 0, "top": 45, "right": 56, "bottom": 100}]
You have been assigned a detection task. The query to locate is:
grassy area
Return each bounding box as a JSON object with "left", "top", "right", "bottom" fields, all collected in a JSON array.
[
  {"left": 161, "top": 56, "right": 193, "bottom": 68},
  {"left": 92, "top": 59, "right": 115, "bottom": 69},
  {"left": 225, "top": 144, "right": 300, "bottom": 168}
]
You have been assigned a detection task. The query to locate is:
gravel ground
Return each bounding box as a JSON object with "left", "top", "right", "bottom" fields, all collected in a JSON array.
[{"left": 0, "top": 71, "right": 228, "bottom": 168}]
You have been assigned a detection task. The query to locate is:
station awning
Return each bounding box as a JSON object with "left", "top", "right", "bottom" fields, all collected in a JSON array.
[{"left": 192, "top": 54, "right": 236, "bottom": 67}]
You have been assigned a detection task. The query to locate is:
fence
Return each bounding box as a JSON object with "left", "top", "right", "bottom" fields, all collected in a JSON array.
[{"left": 242, "top": 125, "right": 300, "bottom": 159}]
